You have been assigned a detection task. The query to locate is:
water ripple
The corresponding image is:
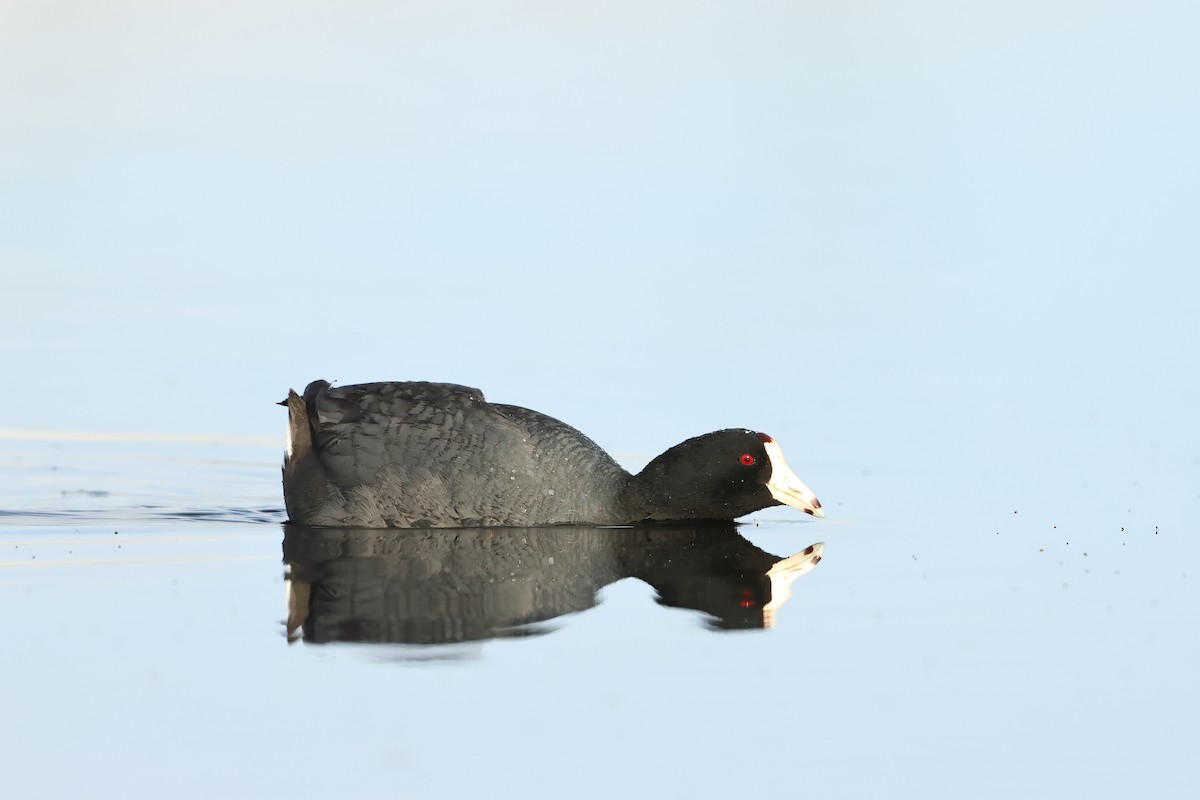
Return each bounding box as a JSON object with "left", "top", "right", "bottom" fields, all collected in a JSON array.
[{"left": 0, "top": 505, "right": 286, "bottom": 526}]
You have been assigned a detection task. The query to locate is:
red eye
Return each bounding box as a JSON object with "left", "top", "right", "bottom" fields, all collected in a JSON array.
[{"left": 739, "top": 453, "right": 756, "bottom": 466}]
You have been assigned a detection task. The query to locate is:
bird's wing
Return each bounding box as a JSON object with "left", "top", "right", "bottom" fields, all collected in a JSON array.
[{"left": 305, "top": 380, "right": 526, "bottom": 488}]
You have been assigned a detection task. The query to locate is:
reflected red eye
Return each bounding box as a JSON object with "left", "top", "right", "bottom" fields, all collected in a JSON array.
[{"left": 739, "top": 453, "right": 756, "bottom": 466}]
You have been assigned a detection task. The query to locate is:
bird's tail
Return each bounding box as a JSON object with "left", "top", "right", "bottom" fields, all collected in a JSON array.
[
  {"left": 283, "top": 389, "right": 313, "bottom": 464},
  {"left": 281, "top": 388, "right": 332, "bottom": 524}
]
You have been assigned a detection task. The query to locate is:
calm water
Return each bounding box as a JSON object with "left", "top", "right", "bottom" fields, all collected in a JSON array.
[
  {"left": 2, "top": 434, "right": 1195, "bottom": 799},
  {"left": 7, "top": 2, "right": 1199, "bottom": 796}
]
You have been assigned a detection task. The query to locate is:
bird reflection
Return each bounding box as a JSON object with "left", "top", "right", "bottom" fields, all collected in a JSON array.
[{"left": 283, "top": 522, "right": 824, "bottom": 645}]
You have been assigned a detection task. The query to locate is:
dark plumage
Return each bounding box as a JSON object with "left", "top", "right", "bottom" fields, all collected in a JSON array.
[{"left": 282, "top": 380, "right": 823, "bottom": 528}]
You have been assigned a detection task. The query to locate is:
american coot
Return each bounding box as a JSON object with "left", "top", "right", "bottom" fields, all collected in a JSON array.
[{"left": 282, "top": 380, "right": 824, "bottom": 528}]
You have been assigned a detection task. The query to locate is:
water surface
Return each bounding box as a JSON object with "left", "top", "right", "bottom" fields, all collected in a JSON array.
[{"left": 2, "top": 435, "right": 1195, "bottom": 799}]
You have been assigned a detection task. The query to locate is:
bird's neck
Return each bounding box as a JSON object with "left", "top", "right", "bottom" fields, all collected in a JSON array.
[{"left": 621, "top": 461, "right": 708, "bottom": 523}]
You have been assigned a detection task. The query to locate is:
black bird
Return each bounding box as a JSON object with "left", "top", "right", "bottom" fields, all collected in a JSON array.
[{"left": 282, "top": 380, "right": 823, "bottom": 528}]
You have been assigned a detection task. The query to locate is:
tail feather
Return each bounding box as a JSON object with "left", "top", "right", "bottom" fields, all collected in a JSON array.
[
  {"left": 282, "top": 388, "right": 334, "bottom": 525},
  {"left": 284, "top": 390, "right": 312, "bottom": 461}
]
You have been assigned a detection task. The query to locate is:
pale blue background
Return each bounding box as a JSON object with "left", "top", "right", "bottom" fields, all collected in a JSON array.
[
  {"left": 4, "top": 1, "right": 1196, "bottom": 466},
  {"left": 2, "top": 2, "right": 1198, "bottom": 798}
]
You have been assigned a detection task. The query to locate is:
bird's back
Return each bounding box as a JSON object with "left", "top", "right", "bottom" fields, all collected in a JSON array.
[{"left": 283, "top": 380, "right": 631, "bottom": 527}]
